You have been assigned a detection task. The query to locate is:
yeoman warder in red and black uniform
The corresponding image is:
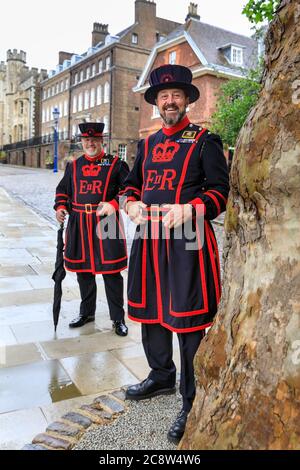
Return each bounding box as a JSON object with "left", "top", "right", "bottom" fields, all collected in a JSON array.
[
  {"left": 54, "top": 122, "right": 129, "bottom": 336},
  {"left": 123, "top": 65, "right": 230, "bottom": 442}
]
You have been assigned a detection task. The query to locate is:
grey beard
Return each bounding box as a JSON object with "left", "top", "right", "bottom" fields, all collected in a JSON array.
[{"left": 160, "top": 109, "right": 186, "bottom": 126}]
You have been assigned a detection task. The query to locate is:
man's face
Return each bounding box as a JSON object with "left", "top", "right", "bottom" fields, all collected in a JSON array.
[
  {"left": 156, "top": 88, "right": 189, "bottom": 127},
  {"left": 81, "top": 137, "right": 103, "bottom": 157}
]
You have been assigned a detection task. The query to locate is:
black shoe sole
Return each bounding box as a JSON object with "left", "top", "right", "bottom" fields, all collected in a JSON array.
[{"left": 125, "top": 387, "right": 176, "bottom": 401}]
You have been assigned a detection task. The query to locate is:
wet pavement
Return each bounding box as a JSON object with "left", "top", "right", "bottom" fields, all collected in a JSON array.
[{"left": 0, "top": 164, "right": 225, "bottom": 450}]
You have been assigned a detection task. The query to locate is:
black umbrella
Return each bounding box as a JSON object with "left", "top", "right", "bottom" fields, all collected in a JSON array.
[{"left": 52, "top": 223, "right": 66, "bottom": 331}]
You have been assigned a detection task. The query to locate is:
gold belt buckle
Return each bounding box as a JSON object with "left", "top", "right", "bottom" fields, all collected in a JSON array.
[
  {"left": 85, "top": 204, "right": 92, "bottom": 214},
  {"left": 150, "top": 205, "right": 160, "bottom": 222}
]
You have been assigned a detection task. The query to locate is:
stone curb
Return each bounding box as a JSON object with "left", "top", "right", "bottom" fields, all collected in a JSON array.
[{"left": 22, "top": 388, "right": 127, "bottom": 451}]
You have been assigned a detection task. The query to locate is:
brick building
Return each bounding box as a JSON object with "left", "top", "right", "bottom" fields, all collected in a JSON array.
[
  {"left": 134, "top": 3, "right": 258, "bottom": 140},
  {"left": 38, "top": 0, "right": 180, "bottom": 167}
]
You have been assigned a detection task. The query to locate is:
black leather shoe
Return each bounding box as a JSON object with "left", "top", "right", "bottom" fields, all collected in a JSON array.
[
  {"left": 69, "top": 315, "right": 95, "bottom": 328},
  {"left": 126, "top": 377, "right": 176, "bottom": 401},
  {"left": 113, "top": 320, "right": 128, "bottom": 337},
  {"left": 167, "top": 408, "right": 189, "bottom": 444}
]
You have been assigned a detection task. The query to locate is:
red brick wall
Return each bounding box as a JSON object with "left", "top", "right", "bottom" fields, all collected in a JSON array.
[
  {"left": 138, "top": 41, "right": 228, "bottom": 139},
  {"left": 138, "top": 77, "right": 227, "bottom": 139}
]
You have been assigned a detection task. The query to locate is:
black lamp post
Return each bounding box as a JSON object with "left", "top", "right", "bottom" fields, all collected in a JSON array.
[{"left": 52, "top": 107, "right": 60, "bottom": 173}]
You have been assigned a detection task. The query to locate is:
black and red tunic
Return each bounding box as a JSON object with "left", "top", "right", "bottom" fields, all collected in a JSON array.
[
  {"left": 122, "top": 116, "right": 229, "bottom": 333},
  {"left": 54, "top": 151, "right": 129, "bottom": 274}
]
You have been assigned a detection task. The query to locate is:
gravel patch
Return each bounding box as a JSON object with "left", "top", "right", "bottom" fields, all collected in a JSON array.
[{"left": 74, "top": 392, "right": 183, "bottom": 451}]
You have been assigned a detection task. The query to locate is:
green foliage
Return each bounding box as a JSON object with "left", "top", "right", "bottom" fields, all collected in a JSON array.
[
  {"left": 0, "top": 151, "right": 7, "bottom": 162},
  {"left": 242, "top": 0, "right": 280, "bottom": 24},
  {"left": 211, "top": 73, "right": 261, "bottom": 147}
]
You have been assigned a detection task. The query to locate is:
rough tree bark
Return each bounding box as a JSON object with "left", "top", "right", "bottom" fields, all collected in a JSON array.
[{"left": 180, "top": 0, "right": 300, "bottom": 450}]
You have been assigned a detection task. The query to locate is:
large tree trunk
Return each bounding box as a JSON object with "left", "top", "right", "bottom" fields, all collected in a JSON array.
[{"left": 180, "top": 0, "right": 300, "bottom": 450}]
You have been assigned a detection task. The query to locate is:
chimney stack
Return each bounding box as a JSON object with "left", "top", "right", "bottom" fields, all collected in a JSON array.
[
  {"left": 92, "top": 23, "right": 109, "bottom": 47},
  {"left": 135, "top": 0, "right": 156, "bottom": 24},
  {"left": 185, "top": 3, "right": 200, "bottom": 22},
  {"left": 58, "top": 51, "right": 74, "bottom": 65}
]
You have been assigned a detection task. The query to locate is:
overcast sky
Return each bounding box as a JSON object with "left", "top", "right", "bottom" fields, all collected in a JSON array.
[{"left": 1, "top": 0, "right": 253, "bottom": 71}]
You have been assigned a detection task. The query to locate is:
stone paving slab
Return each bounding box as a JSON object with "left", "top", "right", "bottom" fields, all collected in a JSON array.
[
  {"left": 60, "top": 351, "right": 139, "bottom": 396},
  {"left": 0, "top": 407, "right": 48, "bottom": 451},
  {"left": 0, "top": 343, "right": 43, "bottom": 369},
  {"left": 0, "top": 276, "right": 33, "bottom": 294},
  {"left": 0, "top": 326, "right": 18, "bottom": 346},
  {"left": 40, "top": 331, "right": 137, "bottom": 360},
  {"left": 0, "top": 360, "right": 81, "bottom": 414},
  {"left": 0, "top": 265, "right": 37, "bottom": 278}
]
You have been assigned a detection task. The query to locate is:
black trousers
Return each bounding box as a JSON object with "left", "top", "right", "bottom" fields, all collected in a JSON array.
[
  {"left": 142, "top": 323, "right": 205, "bottom": 412},
  {"left": 77, "top": 272, "right": 125, "bottom": 321}
]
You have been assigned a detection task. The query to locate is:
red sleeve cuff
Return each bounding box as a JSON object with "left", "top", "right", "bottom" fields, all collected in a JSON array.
[
  {"left": 56, "top": 205, "right": 67, "bottom": 212},
  {"left": 188, "top": 198, "right": 206, "bottom": 215},
  {"left": 108, "top": 199, "right": 119, "bottom": 211}
]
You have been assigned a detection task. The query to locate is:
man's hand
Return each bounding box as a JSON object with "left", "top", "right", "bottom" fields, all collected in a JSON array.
[
  {"left": 97, "top": 202, "right": 116, "bottom": 217},
  {"left": 162, "top": 204, "right": 193, "bottom": 229},
  {"left": 126, "top": 201, "right": 147, "bottom": 225},
  {"left": 56, "top": 209, "right": 67, "bottom": 224}
]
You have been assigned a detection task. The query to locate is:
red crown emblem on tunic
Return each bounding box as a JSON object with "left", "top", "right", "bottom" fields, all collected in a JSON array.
[
  {"left": 152, "top": 139, "right": 180, "bottom": 163},
  {"left": 82, "top": 164, "right": 101, "bottom": 177}
]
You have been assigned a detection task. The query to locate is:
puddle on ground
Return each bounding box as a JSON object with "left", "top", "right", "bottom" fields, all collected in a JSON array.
[{"left": 0, "top": 360, "right": 81, "bottom": 414}]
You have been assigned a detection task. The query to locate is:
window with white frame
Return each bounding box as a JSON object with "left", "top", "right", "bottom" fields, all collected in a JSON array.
[
  {"left": 152, "top": 106, "right": 160, "bottom": 119},
  {"left": 60, "top": 81, "right": 64, "bottom": 93},
  {"left": 43, "top": 90, "right": 46, "bottom": 100},
  {"left": 96, "top": 85, "right": 102, "bottom": 105},
  {"left": 46, "top": 107, "right": 49, "bottom": 122},
  {"left": 73, "top": 95, "right": 77, "bottom": 113},
  {"left": 86, "top": 66, "right": 90, "bottom": 80},
  {"left": 56, "top": 83, "right": 59, "bottom": 94},
  {"left": 169, "top": 51, "right": 176, "bottom": 64},
  {"left": 42, "top": 109, "right": 45, "bottom": 123},
  {"left": 103, "top": 115, "right": 109, "bottom": 133},
  {"left": 90, "top": 88, "right": 95, "bottom": 108},
  {"left": 78, "top": 93, "right": 83, "bottom": 112},
  {"left": 91, "top": 64, "right": 96, "bottom": 76},
  {"left": 80, "top": 70, "right": 84, "bottom": 82},
  {"left": 52, "top": 86, "right": 55, "bottom": 96},
  {"left": 74, "top": 73, "right": 78, "bottom": 85},
  {"left": 65, "top": 78, "right": 69, "bottom": 89},
  {"left": 118, "top": 144, "right": 127, "bottom": 161},
  {"left": 231, "top": 46, "right": 243, "bottom": 65},
  {"left": 99, "top": 59, "right": 103, "bottom": 73},
  {"left": 47, "top": 88, "right": 50, "bottom": 98},
  {"left": 64, "top": 100, "right": 68, "bottom": 117},
  {"left": 84, "top": 90, "right": 89, "bottom": 109},
  {"left": 105, "top": 56, "right": 110, "bottom": 70},
  {"left": 132, "top": 33, "right": 138, "bottom": 44},
  {"left": 104, "top": 82, "right": 110, "bottom": 103}
]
